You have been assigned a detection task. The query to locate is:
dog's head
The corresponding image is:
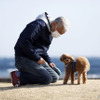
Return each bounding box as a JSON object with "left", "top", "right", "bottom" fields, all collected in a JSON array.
[{"left": 60, "top": 54, "right": 75, "bottom": 65}]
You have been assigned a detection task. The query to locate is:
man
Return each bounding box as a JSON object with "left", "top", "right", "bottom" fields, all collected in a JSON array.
[{"left": 10, "top": 12, "right": 70, "bottom": 87}]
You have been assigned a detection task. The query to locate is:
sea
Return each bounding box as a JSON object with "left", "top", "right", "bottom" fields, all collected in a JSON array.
[{"left": 0, "top": 57, "right": 100, "bottom": 79}]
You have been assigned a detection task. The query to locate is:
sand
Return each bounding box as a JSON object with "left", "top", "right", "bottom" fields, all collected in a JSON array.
[{"left": 0, "top": 80, "right": 100, "bottom": 100}]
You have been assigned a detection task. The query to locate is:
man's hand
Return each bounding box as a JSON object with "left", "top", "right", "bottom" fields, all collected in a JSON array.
[
  {"left": 49, "top": 63, "right": 55, "bottom": 68},
  {"left": 37, "top": 58, "right": 47, "bottom": 65}
]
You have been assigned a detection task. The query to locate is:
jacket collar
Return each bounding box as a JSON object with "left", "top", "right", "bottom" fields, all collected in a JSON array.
[{"left": 36, "top": 12, "right": 52, "bottom": 32}]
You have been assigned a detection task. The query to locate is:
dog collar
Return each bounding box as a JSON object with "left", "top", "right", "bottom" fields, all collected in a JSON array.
[{"left": 65, "top": 63, "right": 71, "bottom": 69}]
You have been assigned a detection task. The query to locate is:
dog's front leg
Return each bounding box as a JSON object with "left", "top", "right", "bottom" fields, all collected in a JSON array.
[
  {"left": 63, "top": 70, "right": 70, "bottom": 84},
  {"left": 63, "top": 76, "right": 68, "bottom": 84}
]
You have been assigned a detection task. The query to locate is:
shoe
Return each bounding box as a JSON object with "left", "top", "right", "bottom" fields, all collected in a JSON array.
[{"left": 10, "top": 71, "right": 20, "bottom": 87}]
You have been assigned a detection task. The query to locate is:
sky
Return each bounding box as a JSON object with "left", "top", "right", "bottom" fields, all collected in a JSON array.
[{"left": 0, "top": 0, "right": 100, "bottom": 57}]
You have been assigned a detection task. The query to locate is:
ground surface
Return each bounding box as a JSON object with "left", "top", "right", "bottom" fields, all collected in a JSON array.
[{"left": 0, "top": 80, "right": 100, "bottom": 100}]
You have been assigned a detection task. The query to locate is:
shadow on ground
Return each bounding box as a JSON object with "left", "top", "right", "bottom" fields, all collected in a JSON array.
[{"left": 0, "top": 82, "right": 79, "bottom": 91}]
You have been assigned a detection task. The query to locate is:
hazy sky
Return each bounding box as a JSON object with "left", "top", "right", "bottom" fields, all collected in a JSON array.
[{"left": 0, "top": 0, "right": 100, "bottom": 57}]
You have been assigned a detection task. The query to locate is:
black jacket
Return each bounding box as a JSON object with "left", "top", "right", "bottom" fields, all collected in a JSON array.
[{"left": 14, "top": 19, "right": 53, "bottom": 64}]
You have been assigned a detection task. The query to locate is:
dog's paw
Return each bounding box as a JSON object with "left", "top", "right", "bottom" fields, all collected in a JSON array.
[
  {"left": 63, "top": 82, "right": 67, "bottom": 85},
  {"left": 78, "top": 83, "right": 81, "bottom": 85},
  {"left": 83, "top": 82, "right": 86, "bottom": 84}
]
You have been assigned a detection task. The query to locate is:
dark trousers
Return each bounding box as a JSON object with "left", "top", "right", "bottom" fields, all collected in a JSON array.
[{"left": 15, "top": 56, "right": 59, "bottom": 85}]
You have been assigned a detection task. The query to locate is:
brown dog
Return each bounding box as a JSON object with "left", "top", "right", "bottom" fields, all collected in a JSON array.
[{"left": 60, "top": 54, "right": 90, "bottom": 84}]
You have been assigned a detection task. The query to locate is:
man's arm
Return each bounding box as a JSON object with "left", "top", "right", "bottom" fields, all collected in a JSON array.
[
  {"left": 41, "top": 52, "right": 55, "bottom": 68},
  {"left": 20, "top": 23, "right": 41, "bottom": 62},
  {"left": 41, "top": 52, "right": 52, "bottom": 64}
]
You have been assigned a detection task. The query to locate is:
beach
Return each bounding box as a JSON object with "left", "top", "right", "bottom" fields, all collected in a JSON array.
[{"left": 0, "top": 79, "right": 100, "bottom": 100}]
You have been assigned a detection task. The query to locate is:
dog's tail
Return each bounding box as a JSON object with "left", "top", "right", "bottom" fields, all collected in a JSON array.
[{"left": 84, "top": 65, "right": 90, "bottom": 72}]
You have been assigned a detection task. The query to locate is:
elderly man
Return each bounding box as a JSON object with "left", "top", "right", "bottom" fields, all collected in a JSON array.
[{"left": 10, "top": 12, "right": 70, "bottom": 87}]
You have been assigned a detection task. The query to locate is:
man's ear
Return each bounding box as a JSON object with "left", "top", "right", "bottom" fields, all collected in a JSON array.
[
  {"left": 53, "top": 21, "right": 57, "bottom": 26},
  {"left": 51, "top": 21, "right": 57, "bottom": 32}
]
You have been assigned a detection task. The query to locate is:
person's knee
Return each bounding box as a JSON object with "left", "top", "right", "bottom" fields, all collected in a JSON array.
[
  {"left": 52, "top": 74, "right": 59, "bottom": 83},
  {"left": 41, "top": 74, "right": 52, "bottom": 85}
]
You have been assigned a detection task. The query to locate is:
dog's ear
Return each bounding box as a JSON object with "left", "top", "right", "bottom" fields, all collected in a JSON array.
[
  {"left": 60, "top": 54, "right": 66, "bottom": 62},
  {"left": 60, "top": 55, "right": 64, "bottom": 62}
]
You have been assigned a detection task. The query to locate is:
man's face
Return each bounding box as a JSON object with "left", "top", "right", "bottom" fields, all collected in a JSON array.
[{"left": 51, "top": 22, "right": 66, "bottom": 35}]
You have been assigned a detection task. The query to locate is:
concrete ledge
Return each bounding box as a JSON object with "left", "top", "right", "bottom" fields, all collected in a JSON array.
[{"left": 0, "top": 78, "right": 11, "bottom": 82}]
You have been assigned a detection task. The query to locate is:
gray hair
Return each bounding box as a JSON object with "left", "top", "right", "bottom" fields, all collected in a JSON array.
[{"left": 54, "top": 16, "right": 70, "bottom": 31}]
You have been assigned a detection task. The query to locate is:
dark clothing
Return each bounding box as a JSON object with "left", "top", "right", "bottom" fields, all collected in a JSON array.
[
  {"left": 14, "top": 19, "right": 53, "bottom": 64},
  {"left": 15, "top": 56, "right": 59, "bottom": 85},
  {"left": 14, "top": 13, "right": 60, "bottom": 85}
]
